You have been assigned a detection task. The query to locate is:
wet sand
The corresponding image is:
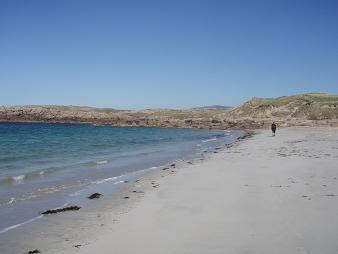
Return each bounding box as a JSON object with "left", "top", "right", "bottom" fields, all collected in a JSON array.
[{"left": 29, "top": 128, "right": 338, "bottom": 253}]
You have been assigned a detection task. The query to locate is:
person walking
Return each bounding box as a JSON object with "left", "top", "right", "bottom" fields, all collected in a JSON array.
[{"left": 271, "top": 122, "right": 277, "bottom": 136}]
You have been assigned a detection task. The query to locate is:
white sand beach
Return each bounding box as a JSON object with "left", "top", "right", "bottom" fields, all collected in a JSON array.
[{"left": 63, "top": 127, "right": 338, "bottom": 254}]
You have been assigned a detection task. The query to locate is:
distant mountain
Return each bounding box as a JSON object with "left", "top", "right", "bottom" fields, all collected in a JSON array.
[{"left": 192, "top": 105, "right": 233, "bottom": 110}]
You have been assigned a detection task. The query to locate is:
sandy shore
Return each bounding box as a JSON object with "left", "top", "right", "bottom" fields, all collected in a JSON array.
[{"left": 37, "top": 128, "right": 338, "bottom": 253}]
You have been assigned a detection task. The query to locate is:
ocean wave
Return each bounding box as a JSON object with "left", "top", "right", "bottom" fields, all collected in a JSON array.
[
  {"left": 0, "top": 175, "right": 25, "bottom": 184},
  {"left": 12, "top": 175, "right": 25, "bottom": 181},
  {"left": 0, "top": 215, "right": 44, "bottom": 234},
  {"left": 69, "top": 189, "right": 87, "bottom": 197},
  {"left": 114, "top": 180, "right": 124, "bottom": 184},
  {"left": 0, "top": 167, "right": 60, "bottom": 185},
  {"left": 0, "top": 202, "right": 69, "bottom": 234},
  {"left": 202, "top": 137, "right": 217, "bottom": 143},
  {"left": 94, "top": 176, "right": 119, "bottom": 184},
  {"left": 96, "top": 160, "right": 108, "bottom": 165},
  {"left": 81, "top": 160, "right": 109, "bottom": 167},
  {"left": 7, "top": 197, "right": 16, "bottom": 205}
]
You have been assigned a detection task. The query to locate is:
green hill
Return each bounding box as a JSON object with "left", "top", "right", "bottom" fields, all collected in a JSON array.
[{"left": 229, "top": 93, "right": 338, "bottom": 120}]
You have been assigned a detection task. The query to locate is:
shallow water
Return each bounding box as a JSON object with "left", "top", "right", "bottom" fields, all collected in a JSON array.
[{"left": 0, "top": 122, "right": 243, "bottom": 235}]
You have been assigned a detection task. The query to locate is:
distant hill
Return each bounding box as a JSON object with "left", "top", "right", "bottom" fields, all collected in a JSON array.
[
  {"left": 192, "top": 105, "right": 233, "bottom": 110},
  {"left": 228, "top": 93, "right": 338, "bottom": 120},
  {"left": 1, "top": 93, "right": 337, "bottom": 129}
]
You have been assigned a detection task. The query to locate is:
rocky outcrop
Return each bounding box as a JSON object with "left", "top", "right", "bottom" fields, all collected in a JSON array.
[{"left": 0, "top": 105, "right": 257, "bottom": 129}]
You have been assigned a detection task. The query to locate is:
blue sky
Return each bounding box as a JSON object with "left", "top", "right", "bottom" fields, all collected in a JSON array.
[{"left": 1, "top": 0, "right": 337, "bottom": 109}]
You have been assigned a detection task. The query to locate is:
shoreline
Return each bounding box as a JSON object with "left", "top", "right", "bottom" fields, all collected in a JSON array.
[
  {"left": 0, "top": 128, "right": 248, "bottom": 254},
  {"left": 3, "top": 127, "right": 338, "bottom": 253},
  {"left": 30, "top": 127, "right": 338, "bottom": 254},
  {"left": 1, "top": 119, "right": 338, "bottom": 130}
]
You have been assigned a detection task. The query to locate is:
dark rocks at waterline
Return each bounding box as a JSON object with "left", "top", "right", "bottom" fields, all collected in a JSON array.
[
  {"left": 41, "top": 206, "right": 81, "bottom": 215},
  {"left": 170, "top": 163, "right": 176, "bottom": 167},
  {"left": 162, "top": 167, "right": 169, "bottom": 170},
  {"left": 237, "top": 132, "right": 253, "bottom": 140},
  {"left": 123, "top": 196, "right": 130, "bottom": 199},
  {"left": 27, "top": 250, "right": 40, "bottom": 254},
  {"left": 87, "top": 193, "right": 103, "bottom": 199}
]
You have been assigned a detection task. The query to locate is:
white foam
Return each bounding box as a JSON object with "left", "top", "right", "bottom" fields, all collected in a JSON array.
[
  {"left": 55, "top": 202, "right": 69, "bottom": 209},
  {"left": 0, "top": 215, "right": 43, "bottom": 234},
  {"left": 69, "top": 189, "right": 86, "bottom": 197},
  {"left": 0, "top": 202, "right": 69, "bottom": 234},
  {"left": 96, "top": 160, "right": 108, "bottom": 165},
  {"left": 95, "top": 176, "right": 118, "bottom": 184},
  {"left": 7, "top": 197, "right": 16, "bottom": 205},
  {"left": 202, "top": 137, "right": 217, "bottom": 143},
  {"left": 12, "top": 175, "right": 25, "bottom": 181}
]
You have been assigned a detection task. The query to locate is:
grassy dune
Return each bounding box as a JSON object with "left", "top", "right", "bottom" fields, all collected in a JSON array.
[{"left": 229, "top": 93, "right": 338, "bottom": 120}]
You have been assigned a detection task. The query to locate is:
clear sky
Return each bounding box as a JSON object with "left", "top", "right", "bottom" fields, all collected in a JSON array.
[{"left": 1, "top": 0, "right": 338, "bottom": 109}]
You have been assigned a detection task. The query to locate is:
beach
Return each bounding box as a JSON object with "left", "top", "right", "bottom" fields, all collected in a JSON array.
[
  {"left": 2, "top": 1, "right": 337, "bottom": 253},
  {"left": 60, "top": 127, "right": 338, "bottom": 254},
  {"left": 8, "top": 127, "right": 338, "bottom": 254},
  {"left": 0, "top": 125, "right": 243, "bottom": 253}
]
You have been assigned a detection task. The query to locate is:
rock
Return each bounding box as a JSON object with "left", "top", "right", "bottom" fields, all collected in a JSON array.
[
  {"left": 162, "top": 167, "right": 169, "bottom": 170},
  {"left": 87, "top": 193, "right": 103, "bottom": 199},
  {"left": 27, "top": 250, "right": 40, "bottom": 254},
  {"left": 42, "top": 206, "right": 81, "bottom": 215},
  {"left": 123, "top": 196, "right": 130, "bottom": 199},
  {"left": 170, "top": 163, "right": 176, "bottom": 167}
]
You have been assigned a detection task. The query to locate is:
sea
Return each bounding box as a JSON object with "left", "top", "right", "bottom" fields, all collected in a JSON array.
[{"left": 0, "top": 122, "right": 244, "bottom": 238}]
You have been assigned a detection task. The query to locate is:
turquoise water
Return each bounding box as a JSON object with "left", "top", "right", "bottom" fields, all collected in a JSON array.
[{"left": 0, "top": 122, "right": 243, "bottom": 235}]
